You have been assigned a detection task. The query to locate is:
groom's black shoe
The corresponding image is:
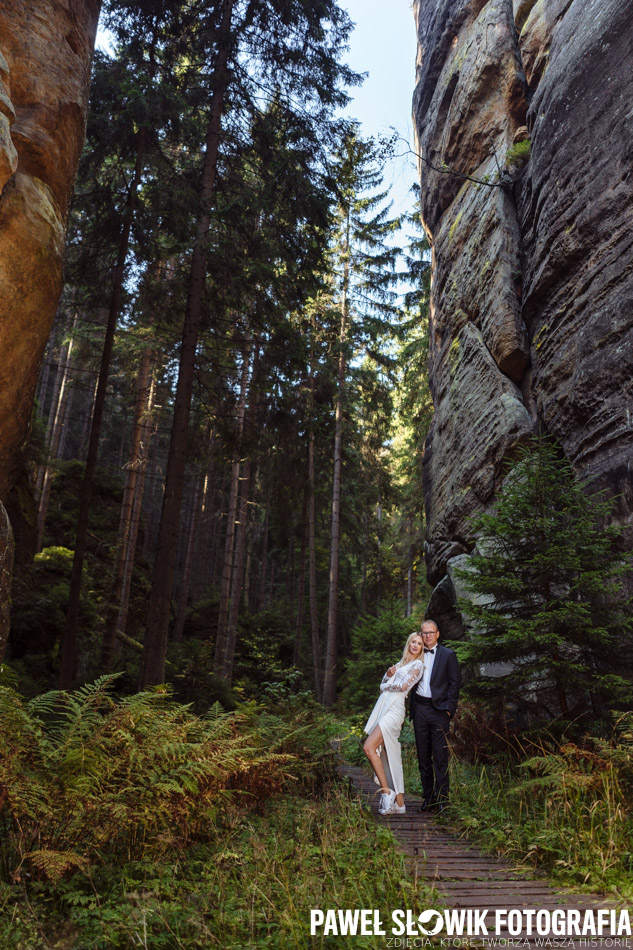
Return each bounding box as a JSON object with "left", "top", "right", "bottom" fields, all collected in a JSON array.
[{"left": 417, "top": 798, "right": 436, "bottom": 812}]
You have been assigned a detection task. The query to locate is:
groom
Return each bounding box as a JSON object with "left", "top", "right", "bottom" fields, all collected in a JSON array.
[{"left": 409, "top": 619, "right": 460, "bottom": 812}]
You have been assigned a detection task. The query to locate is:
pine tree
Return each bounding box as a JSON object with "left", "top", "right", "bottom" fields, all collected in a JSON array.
[{"left": 454, "top": 436, "right": 633, "bottom": 719}]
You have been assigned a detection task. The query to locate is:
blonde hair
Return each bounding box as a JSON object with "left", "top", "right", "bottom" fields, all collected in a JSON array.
[{"left": 398, "top": 631, "right": 425, "bottom": 668}]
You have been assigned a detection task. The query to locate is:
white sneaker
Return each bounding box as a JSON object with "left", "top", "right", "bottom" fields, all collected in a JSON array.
[
  {"left": 392, "top": 802, "right": 406, "bottom": 814},
  {"left": 378, "top": 790, "right": 396, "bottom": 815}
]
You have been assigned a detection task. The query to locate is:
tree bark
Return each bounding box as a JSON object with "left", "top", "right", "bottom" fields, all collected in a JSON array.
[
  {"left": 323, "top": 208, "right": 350, "bottom": 707},
  {"left": 220, "top": 457, "right": 252, "bottom": 680},
  {"left": 257, "top": 498, "right": 270, "bottom": 612},
  {"left": 101, "top": 344, "right": 154, "bottom": 667},
  {"left": 213, "top": 330, "right": 252, "bottom": 675},
  {"left": 59, "top": 131, "right": 146, "bottom": 689},
  {"left": 36, "top": 312, "right": 78, "bottom": 550},
  {"left": 172, "top": 470, "right": 204, "bottom": 644},
  {"left": 293, "top": 494, "right": 307, "bottom": 668},
  {"left": 115, "top": 374, "right": 155, "bottom": 649},
  {"left": 192, "top": 434, "right": 216, "bottom": 602},
  {"left": 307, "top": 337, "right": 323, "bottom": 702},
  {"left": 140, "top": 0, "right": 235, "bottom": 687}
]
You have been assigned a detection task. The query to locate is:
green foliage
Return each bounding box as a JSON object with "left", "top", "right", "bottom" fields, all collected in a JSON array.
[
  {"left": 505, "top": 139, "right": 531, "bottom": 168},
  {"left": 39, "top": 460, "right": 123, "bottom": 553},
  {"left": 9, "top": 546, "right": 100, "bottom": 693},
  {"left": 0, "top": 676, "right": 330, "bottom": 885},
  {"left": 0, "top": 692, "right": 438, "bottom": 948},
  {"left": 450, "top": 716, "right": 633, "bottom": 895},
  {"left": 1, "top": 780, "right": 438, "bottom": 948},
  {"left": 454, "top": 436, "right": 633, "bottom": 718},
  {"left": 339, "top": 599, "right": 423, "bottom": 712}
]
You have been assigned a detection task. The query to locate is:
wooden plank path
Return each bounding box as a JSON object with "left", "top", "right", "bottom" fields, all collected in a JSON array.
[{"left": 337, "top": 759, "right": 630, "bottom": 946}]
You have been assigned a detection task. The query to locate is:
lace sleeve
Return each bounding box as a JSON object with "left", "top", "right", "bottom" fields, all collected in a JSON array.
[{"left": 380, "top": 660, "right": 424, "bottom": 693}]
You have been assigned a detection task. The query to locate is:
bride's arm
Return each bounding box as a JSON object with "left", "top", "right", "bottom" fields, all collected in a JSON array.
[
  {"left": 379, "top": 665, "right": 398, "bottom": 690},
  {"left": 381, "top": 660, "right": 424, "bottom": 692}
]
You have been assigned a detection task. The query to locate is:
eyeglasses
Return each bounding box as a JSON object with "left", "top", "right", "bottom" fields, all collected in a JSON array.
[{"left": 421, "top": 631, "right": 437, "bottom": 637}]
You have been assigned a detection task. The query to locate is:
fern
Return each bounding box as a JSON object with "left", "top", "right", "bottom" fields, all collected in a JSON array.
[
  {"left": 24, "top": 849, "right": 88, "bottom": 883},
  {"left": 0, "top": 678, "right": 328, "bottom": 882}
]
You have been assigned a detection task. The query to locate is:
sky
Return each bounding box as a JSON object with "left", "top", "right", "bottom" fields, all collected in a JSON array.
[{"left": 340, "top": 0, "right": 420, "bottom": 219}]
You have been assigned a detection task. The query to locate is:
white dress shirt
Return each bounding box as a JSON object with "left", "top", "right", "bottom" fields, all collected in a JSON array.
[{"left": 416, "top": 648, "right": 436, "bottom": 697}]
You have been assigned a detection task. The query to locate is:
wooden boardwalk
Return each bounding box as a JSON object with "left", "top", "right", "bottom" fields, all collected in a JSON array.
[{"left": 337, "top": 760, "right": 630, "bottom": 946}]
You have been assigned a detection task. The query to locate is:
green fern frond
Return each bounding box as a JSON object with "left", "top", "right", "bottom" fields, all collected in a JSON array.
[{"left": 25, "top": 849, "right": 89, "bottom": 882}]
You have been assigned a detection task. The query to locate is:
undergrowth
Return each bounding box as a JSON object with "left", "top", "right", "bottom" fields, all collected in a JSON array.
[
  {"left": 0, "top": 677, "right": 437, "bottom": 947},
  {"left": 0, "top": 674, "right": 327, "bottom": 884},
  {"left": 448, "top": 713, "right": 633, "bottom": 899},
  {"left": 0, "top": 783, "right": 437, "bottom": 949}
]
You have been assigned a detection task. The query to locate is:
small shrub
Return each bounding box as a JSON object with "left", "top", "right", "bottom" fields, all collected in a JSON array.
[{"left": 505, "top": 138, "right": 531, "bottom": 168}]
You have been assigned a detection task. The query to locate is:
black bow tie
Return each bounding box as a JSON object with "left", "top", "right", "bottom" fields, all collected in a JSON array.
[{"left": 424, "top": 648, "right": 435, "bottom": 654}]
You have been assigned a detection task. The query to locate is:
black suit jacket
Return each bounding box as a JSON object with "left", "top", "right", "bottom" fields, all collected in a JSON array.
[{"left": 409, "top": 643, "right": 460, "bottom": 717}]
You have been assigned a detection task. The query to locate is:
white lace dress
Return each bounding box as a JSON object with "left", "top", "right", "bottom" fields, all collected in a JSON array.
[{"left": 364, "top": 659, "right": 424, "bottom": 795}]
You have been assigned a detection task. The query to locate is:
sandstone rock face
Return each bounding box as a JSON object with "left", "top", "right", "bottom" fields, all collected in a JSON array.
[
  {"left": 0, "top": 1, "right": 100, "bottom": 500},
  {"left": 0, "top": 502, "right": 14, "bottom": 662},
  {"left": 413, "top": 0, "right": 633, "bottom": 593}
]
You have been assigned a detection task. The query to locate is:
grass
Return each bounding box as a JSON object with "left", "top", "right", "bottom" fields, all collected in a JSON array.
[
  {"left": 0, "top": 780, "right": 438, "bottom": 949},
  {"left": 446, "top": 715, "right": 633, "bottom": 902},
  {"left": 449, "top": 754, "right": 633, "bottom": 899}
]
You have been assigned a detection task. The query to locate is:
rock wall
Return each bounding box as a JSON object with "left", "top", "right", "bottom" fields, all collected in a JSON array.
[
  {"left": 0, "top": 0, "right": 100, "bottom": 657},
  {"left": 413, "top": 0, "right": 633, "bottom": 605}
]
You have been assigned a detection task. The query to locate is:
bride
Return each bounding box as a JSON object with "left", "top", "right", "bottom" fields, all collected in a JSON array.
[{"left": 363, "top": 632, "right": 424, "bottom": 815}]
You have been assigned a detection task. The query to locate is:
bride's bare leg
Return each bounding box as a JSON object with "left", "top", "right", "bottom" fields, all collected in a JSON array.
[
  {"left": 395, "top": 793, "right": 404, "bottom": 806},
  {"left": 363, "top": 726, "right": 390, "bottom": 792}
]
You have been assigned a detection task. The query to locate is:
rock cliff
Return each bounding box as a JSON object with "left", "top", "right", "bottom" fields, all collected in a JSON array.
[
  {"left": 413, "top": 0, "right": 633, "bottom": 609},
  {"left": 0, "top": 1, "right": 100, "bottom": 656}
]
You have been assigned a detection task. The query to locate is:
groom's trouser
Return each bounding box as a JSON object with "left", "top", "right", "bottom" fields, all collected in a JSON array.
[{"left": 412, "top": 697, "right": 451, "bottom": 803}]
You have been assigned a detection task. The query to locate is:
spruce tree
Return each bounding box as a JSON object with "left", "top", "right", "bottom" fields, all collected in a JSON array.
[{"left": 454, "top": 436, "right": 633, "bottom": 719}]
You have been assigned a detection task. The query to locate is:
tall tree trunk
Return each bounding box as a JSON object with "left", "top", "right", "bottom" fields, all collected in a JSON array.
[
  {"left": 142, "top": 413, "right": 161, "bottom": 561},
  {"left": 220, "top": 458, "right": 252, "bottom": 681},
  {"left": 376, "top": 493, "right": 382, "bottom": 605},
  {"left": 56, "top": 366, "right": 76, "bottom": 462},
  {"left": 79, "top": 372, "right": 99, "bottom": 459},
  {"left": 307, "top": 337, "right": 323, "bottom": 702},
  {"left": 141, "top": 0, "right": 235, "bottom": 687},
  {"left": 36, "top": 313, "right": 78, "bottom": 550},
  {"left": 213, "top": 330, "right": 252, "bottom": 674},
  {"left": 36, "top": 311, "right": 59, "bottom": 420},
  {"left": 59, "top": 132, "right": 146, "bottom": 689},
  {"left": 360, "top": 512, "right": 368, "bottom": 614},
  {"left": 268, "top": 559, "right": 277, "bottom": 606},
  {"left": 101, "top": 344, "right": 154, "bottom": 667},
  {"left": 323, "top": 210, "right": 350, "bottom": 707},
  {"left": 286, "top": 526, "right": 295, "bottom": 598},
  {"left": 115, "top": 374, "right": 156, "bottom": 649},
  {"left": 219, "top": 344, "right": 262, "bottom": 680},
  {"left": 192, "top": 434, "right": 216, "bottom": 602},
  {"left": 243, "top": 472, "right": 256, "bottom": 611},
  {"left": 257, "top": 497, "right": 270, "bottom": 612},
  {"left": 293, "top": 493, "right": 307, "bottom": 668},
  {"left": 172, "top": 470, "right": 204, "bottom": 644}
]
